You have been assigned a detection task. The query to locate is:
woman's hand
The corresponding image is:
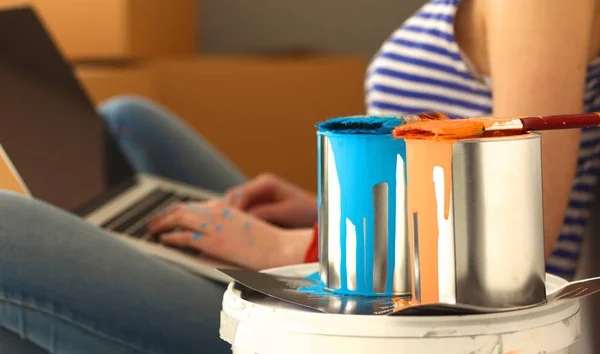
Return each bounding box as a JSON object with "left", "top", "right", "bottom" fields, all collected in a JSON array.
[
  {"left": 224, "top": 173, "right": 318, "bottom": 229},
  {"left": 146, "top": 201, "right": 313, "bottom": 270}
]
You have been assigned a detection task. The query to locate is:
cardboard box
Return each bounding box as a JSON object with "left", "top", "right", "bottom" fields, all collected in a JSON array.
[
  {"left": 71, "top": 56, "right": 367, "bottom": 192},
  {"left": 0, "top": 0, "right": 196, "bottom": 60},
  {"left": 75, "top": 65, "right": 156, "bottom": 104},
  {"left": 149, "top": 56, "right": 367, "bottom": 192}
]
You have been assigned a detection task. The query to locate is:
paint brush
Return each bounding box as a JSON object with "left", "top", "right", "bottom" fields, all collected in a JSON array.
[
  {"left": 484, "top": 112, "right": 600, "bottom": 134},
  {"left": 394, "top": 112, "right": 600, "bottom": 140}
]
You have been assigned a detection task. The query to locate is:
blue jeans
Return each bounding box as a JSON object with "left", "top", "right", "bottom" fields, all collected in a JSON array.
[{"left": 0, "top": 96, "right": 248, "bottom": 353}]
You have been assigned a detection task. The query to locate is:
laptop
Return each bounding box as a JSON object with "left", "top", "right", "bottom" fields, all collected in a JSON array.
[{"left": 0, "top": 6, "right": 235, "bottom": 283}]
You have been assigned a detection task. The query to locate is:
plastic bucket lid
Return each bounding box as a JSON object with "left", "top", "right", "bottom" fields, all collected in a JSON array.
[{"left": 220, "top": 263, "right": 581, "bottom": 354}]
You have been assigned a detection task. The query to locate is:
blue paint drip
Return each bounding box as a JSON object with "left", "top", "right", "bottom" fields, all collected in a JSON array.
[
  {"left": 243, "top": 221, "right": 251, "bottom": 231},
  {"left": 297, "top": 272, "right": 330, "bottom": 295},
  {"left": 216, "top": 225, "right": 223, "bottom": 232},
  {"left": 222, "top": 209, "right": 232, "bottom": 219},
  {"left": 200, "top": 223, "right": 207, "bottom": 230},
  {"left": 192, "top": 232, "right": 202, "bottom": 239},
  {"left": 326, "top": 132, "right": 406, "bottom": 296},
  {"left": 297, "top": 272, "right": 390, "bottom": 297},
  {"left": 317, "top": 134, "right": 322, "bottom": 262}
]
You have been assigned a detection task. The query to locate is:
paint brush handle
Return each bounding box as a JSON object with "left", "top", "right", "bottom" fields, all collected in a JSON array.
[{"left": 520, "top": 112, "right": 600, "bottom": 132}]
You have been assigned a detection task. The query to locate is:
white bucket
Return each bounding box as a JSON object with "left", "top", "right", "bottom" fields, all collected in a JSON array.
[{"left": 220, "top": 263, "right": 581, "bottom": 354}]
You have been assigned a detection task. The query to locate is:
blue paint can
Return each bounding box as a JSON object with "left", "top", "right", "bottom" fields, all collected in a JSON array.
[{"left": 316, "top": 116, "right": 410, "bottom": 296}]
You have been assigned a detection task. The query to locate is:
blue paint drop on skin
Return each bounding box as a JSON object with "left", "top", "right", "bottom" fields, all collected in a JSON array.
[
  {"left": 317, "top": 117, "right": 407, "bottom": 296},
  {"left": 222, "top": 209, "right": 232, "bottom": 219},
  {"left": 216, "top": 225, "right": 223, "bottom": 232},
  {"left": 200, "top": 223, "right": 207, "bottom": 230},
  {"left": 243, "top": 221, "right": 251, "bottom": 231},
  {"left": 192, "top": 232, "right": 202, "bottom": 239}
]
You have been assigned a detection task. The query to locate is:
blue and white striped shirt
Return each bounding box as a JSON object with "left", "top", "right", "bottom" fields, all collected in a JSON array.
[{"left": 365, "top": 0, "right": 600, "bottom": 280}]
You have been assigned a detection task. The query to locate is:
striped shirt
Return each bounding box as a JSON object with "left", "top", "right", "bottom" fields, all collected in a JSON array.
[{"left": 365, "top": 0, "right": 600, "bottom": 281}]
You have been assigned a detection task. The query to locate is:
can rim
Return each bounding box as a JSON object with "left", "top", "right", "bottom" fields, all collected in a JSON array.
[{"left": 317, "top": 130, "right": 400, "bottom": 138}]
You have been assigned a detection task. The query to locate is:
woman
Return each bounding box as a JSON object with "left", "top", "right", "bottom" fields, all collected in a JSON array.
[
  {"left": 2, "top": 0, "right": 599, "bottom": 352},
  {"left": 0, "top": 97, "right": 318, "bottom": 354},
  {"left": 365, "top": 0, "right": 600, "bottom": 279}
]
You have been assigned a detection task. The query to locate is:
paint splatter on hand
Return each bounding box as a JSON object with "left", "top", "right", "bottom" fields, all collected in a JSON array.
[{"left": 146, "top": 200, "right": 313, "bottom": 270}]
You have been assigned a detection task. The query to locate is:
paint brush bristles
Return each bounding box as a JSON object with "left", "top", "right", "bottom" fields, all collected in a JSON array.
[{"left": 393, "top": 118, "right": 503, "bottom": 140}]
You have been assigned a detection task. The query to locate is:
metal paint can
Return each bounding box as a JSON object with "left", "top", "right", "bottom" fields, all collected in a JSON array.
[
  {"left": 406, "top": 133, "right": 547, "bottom": 309},
  {"left": 317, "top": 117, "right": 411, "bottom": 296}
]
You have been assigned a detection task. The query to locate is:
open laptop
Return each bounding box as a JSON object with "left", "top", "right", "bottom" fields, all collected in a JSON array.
[{"left": 0, "top": 6, "right": 234, "bottom": 283}]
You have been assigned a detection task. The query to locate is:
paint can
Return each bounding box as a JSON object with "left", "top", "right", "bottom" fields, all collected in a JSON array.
[
  {"left": 316, "top": 117, "right": 410, "bottom": 296},
  {"left": 405, "top": 133, "right": 547, "bottom": 309},
  {"left": 220, "top": 263, "right": 581, "bottom": 354}
]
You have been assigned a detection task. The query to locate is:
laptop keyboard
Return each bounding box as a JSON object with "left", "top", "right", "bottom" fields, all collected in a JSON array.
[{"left": 101, "top": 188, "right": 207, "bottom": 255}]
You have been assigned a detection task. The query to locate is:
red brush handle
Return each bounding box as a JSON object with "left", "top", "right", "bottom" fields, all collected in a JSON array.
[{"left": 521, "top": 112, "right": 600, "bottom": 132}]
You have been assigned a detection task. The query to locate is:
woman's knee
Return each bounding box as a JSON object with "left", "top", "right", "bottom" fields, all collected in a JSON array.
[
  {"left": 97, "top": 95, "right": 177, "bottom": 131},
  {"left": 0, "top": 191, "right": 50, "bottom": 227},
  {"left": 0, "top": 191, "right": 87, "bottom": 246},
  {"left": 0, "top": 327, "right": 47, "bottom": 354}
]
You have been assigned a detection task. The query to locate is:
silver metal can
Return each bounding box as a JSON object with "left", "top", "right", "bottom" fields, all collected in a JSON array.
[
  {"left": 318, "top": 128, "right": 411, "bottom": 296},
  {"left": 406, "top": 133, "right": 547, "bottom": 309}
]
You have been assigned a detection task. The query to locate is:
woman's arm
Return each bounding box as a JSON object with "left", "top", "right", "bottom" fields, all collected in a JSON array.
[{"left": 484, "top": 0, "right": 596, "bottom": 259}]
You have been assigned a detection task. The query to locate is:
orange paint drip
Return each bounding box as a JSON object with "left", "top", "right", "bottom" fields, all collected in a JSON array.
[
  {"left": 406, "top": 139, "right": 453, "bottom": 304},
  {"left": 394, "top": 117, "right": 518, "bottom": 140}
]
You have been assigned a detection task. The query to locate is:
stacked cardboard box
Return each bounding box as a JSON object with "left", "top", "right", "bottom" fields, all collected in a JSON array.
[
  {"left": 75, "top": 57, "right": 367, "bottom": 192},
  {"left": 0, "top": 0, "right": 196, "bottom": 60},
  {"left": 0, "top": 0, "right": 367, "bottom": 192},
  {"left": 76, "top": 65, "right": 157, "bottom": 103},
  {"left": 148, "top": 56, "right": 367, "bottom": 192}
]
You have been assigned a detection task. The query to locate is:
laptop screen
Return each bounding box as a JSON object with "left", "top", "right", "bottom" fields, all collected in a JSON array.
[{"left": 0, "top": 7, "right": 136, "bottom": 214}]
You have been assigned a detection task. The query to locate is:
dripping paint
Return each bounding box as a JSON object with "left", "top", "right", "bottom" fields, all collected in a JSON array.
[
  {"left": 393, "top": 154, "right": 409, "bottom": 291},
  {"left": 318, "top": 131, "right": 408, "bottom": 296},
  {"left": 433, "top": 166, "right": 456, "bottom": 304},
  {"left": 406, "top": 139, "right": 453, "bottom": 304}
]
